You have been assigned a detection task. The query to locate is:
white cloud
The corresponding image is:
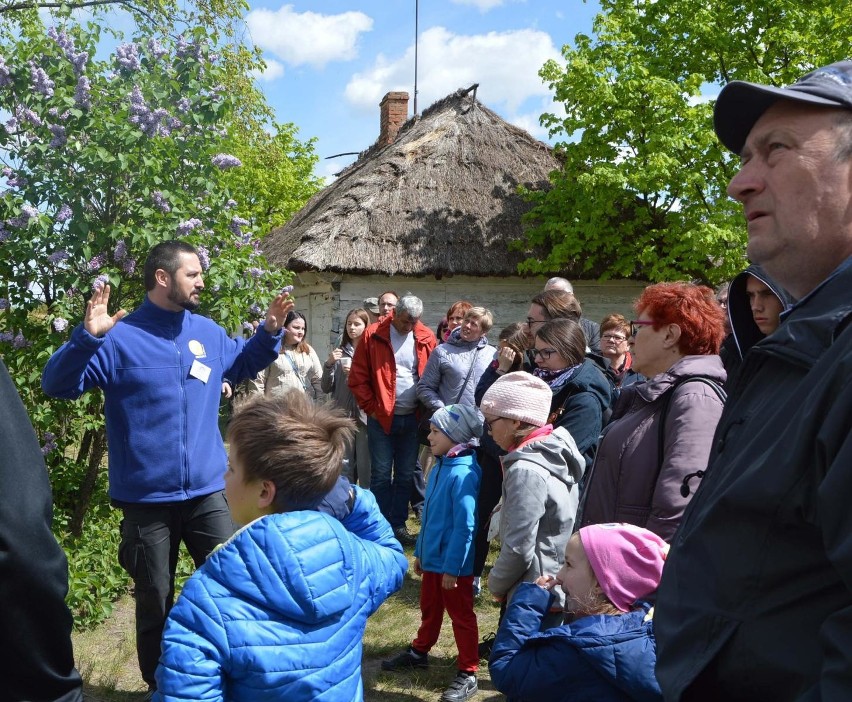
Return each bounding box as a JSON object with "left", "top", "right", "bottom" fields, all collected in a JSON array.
[
  {"left": 246, "top": 5, "right": 373, "bottom": 68},
  {"left": 253, "top": 58, "right": 285, "bottom": 82},
  {"left": 450, "top": 0, "right": 506, "bottom": 11},
  {"left": 344, "top": 26, "right": 560, "bottom": 122}
]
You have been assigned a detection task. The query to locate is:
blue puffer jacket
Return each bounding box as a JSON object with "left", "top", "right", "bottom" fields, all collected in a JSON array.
[
  {"left": 41, "top": 298, "right": 281, "bottom": 503},
  {"left": 414, "top": 449, "right": 481, "bottom": 576},
  {"left": 490, "top": 582, "right": 662, "bottom": 702},
  {"left": 153, "top": 488, "right": 408, "bottom": 702},
  {"left": 417, "top": 328, "right": 495, "bottom": 410}
]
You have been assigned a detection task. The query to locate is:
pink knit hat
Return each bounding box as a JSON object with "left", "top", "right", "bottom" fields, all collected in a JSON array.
[
  {"left": 578, "top": 523, "right": 668, "bottom": 612},
  {"left": 479, "top": 371, "right": 551, "bottom": 427}
]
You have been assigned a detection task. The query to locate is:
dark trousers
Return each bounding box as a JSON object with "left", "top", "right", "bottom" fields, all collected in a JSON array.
[
  {"left": 117, "top": 491, "right": 234, "bottom": 688},
  {"left": 367, "top": 414, "right": 419, "bottom": 529},
  {"left": 410, "top": 459, "right": 426, "bottom": 515},
  {"left": 412, "top": 572, "right": 479, "bottom": 672},
  {"left": 473, "top": 450, "right": 504, "bottom": 577}
]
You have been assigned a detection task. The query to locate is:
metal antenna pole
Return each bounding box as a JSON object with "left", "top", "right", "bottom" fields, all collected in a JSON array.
[{"left": 414, "top": 0, "right": 419, "bottom": 116}]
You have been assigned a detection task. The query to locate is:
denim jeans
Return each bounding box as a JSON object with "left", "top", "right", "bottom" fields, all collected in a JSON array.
[
  {"left": 117, "top": 491, "right": 235, "bottom": 688},
  {"left": 367, "top": 414, "right": 419, "bottom": 529}
]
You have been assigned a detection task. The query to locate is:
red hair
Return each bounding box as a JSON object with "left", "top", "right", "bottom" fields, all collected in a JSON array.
[
  {"left": 447, "top": 300, "right": 472, "bottom": 320},
  {"left": 634, "top": 283, "right": 725, "bottom": 355}
]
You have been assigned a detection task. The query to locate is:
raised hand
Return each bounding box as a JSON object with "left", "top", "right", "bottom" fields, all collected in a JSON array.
[
  {"left": 84, "top": 284, "right": 127, "bottom": 338},
  {"left": 497, "top": 345, "right": 517, "bottom": 372},
  {"left": 263, "top": 290, "right": 296, "bottom": 334}
]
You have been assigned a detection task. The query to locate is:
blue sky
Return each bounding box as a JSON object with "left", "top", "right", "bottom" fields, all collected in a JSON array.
[{"left": 240, "top": 1, "right": 602, "bottom": 179}]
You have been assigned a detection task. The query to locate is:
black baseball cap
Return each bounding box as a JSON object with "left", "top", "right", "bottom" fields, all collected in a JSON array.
[{"left": 714, "top": 60, "right": 852, "bottom": 154}]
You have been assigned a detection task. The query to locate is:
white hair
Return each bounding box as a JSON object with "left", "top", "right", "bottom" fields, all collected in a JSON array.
[
  {"left": 545, "top": 277, "right": 573, "bottom": 293},
  {"left": 396, "top": 294, "right": 423, "bottom": 319}
]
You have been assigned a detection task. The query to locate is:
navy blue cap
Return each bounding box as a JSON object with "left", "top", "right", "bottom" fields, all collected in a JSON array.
[{"left": 714, "top": 60, "right": 852, "bottom": 154}]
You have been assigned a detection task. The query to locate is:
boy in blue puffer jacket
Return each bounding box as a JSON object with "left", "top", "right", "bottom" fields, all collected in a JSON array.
[
  {"left": 153, "top": 391, "right": 408, "bottom": 702},
  {"left": 490, "top": 523, "right": 666, "bottom": 702},
  {"left": 382, "top": 404, "right": 483, "bottom": 702}
]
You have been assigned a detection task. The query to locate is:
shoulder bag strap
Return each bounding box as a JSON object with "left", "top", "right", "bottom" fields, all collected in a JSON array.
[{"left": 453, "top": 346, "right": 483, "bottom": 404}]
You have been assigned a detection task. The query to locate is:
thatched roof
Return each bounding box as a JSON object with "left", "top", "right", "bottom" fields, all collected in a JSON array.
[{"left": 263, "top": 85, "right": 564, "bottom": 278}]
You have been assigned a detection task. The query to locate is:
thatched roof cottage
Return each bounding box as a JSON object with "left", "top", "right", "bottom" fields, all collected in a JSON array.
[{"left": 263, "top": 86, "right": 644, "bottom": 351}]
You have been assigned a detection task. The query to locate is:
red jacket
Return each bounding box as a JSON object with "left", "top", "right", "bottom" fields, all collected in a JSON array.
[{"left": 348, "top": 315, "right": 437, "bottom": 433}]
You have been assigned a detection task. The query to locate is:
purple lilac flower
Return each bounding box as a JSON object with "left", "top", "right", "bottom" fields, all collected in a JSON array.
[
  {"left": 0, "top": 298, "right": 7, "bottom": 309},
  {"left": 4, "top": 117, "right": 16, "bottom": 131},
  {"left": 48, "top": 27, "right": 89, "bottom": 74},
  {"left": 12, "top": 332, "right": 30, "bottom": 348},
  {"left": 225, "top": 199, "right": 237, "bottom": 209},
  {"left": 48, "top": 107, "right": 59, "bottom": 117},
  {"left": 113, "top": 240, "right": 127, "bottom": 261},
  {"left": 176, "top": 218, "right": 202, "bottom": 236},
  {"left": 1, "top": 167, "right": 9, "bottom": 177},
  {"left": 151, "top": 190, "right": 171, "bottom": 213},
  {"left": 6, "top": 171, "right": 28, "bottom": 189},
  {"left": 0, "top": 331, "right": 12, "bottom": 343},
  {"left": 115, "top": 43, "right": 141, "bottom": 71},
  {"left": 229, "top": 216, "right": 249, "bottom": 236},
  {"left": 242, "top": 321, "right": 254, "bottom": 332},
  {"left": 30, "top": 61, "right": 55, "bottom": 97},
  {"left": 176, "top": 35, "right": 189, "bottom": 57},
  {"left": 147, "top": 38, "right": 167, "bottom": 61},
  {"left": 176, "top": 97, "right": 191, "bottom": 113},
  {"left": 74, "top": 76, "right": 91, "bottom": 110},
  {"left": 128, "top": 87, "right": 173, "bottom": 137},
  {"left": 47, "top": 250, "right": 69, "bottom": 265},
  {"left": 52, "top": 317, "right": 68, "bottom": 332},
  {"left": 248, "top": 267, "right": 264, "bottom": 279},
  {"left": 15, "top": 105, "right": 42, "bottom": 128},
  {"left": 249, "top": 303, "right": 262, "bottom": 316},
  {"left": 87, "top": 253, "right": 106, "bottom": 271},
  {"left": 91, "top": 273, "right": 109, "bottom": 291},
  {"left": 0, "top": 55, "right": 11, "bottom": 88},
  {"left": 41, "top": 431, "right": 57, "bottom": 455},
  {"left": 122, "top": 258, "right": 136, "bottom": 275},
  {"left": 211, "top": 154, "right": 242, "bottom": 169},
  {"left": 56, "top": 204, "right": 72, "bottom": 223},
  {"left": 197, "top": 245, "right": 210, "bottom": 270},
  {"left": 49, "top": 124, "right": 67, "bottom": 148},
  {"left": 0, "top": 224, "right": 9, "bottom": 242},
  {"left": 8, "top": 204, "right": 38, "bottom": 229}
]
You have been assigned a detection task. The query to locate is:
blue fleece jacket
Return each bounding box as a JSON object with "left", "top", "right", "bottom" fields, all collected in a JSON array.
[
  {"left": 153, "top": 487, "right": 408, "bottom": 702},
  {"left": 41, "top": 298, "right": 281, "bottom": 503},
  {"left": 413, "top": 450, "right": 481, "bottom": 576},
  {"left": 490, "top": 582, "right": 662, "bottom": 702}
]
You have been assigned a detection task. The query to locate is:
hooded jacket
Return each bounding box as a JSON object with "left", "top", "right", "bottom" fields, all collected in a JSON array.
[
  {"left": 490, "top": 583, "right": 662, "bottom": 702},
  {"left": 547, "top": 358, "right": 612, "bottom": 469},
  {"left": 722, "top": 264, "right": 791, "bottom": 381},
  {"left": 655, "top": 257, "right": 852, "bottom": 700},
  {"left": 414, "top": 449, "right": 481, "bottom": 576},
  {"left": 578, "top": 355, "right": 726, "bottom": 541},
  {"left": 416, "top": 328, "right": 495, "bottom": 411},
  {"left": 41, "top": 298, "right": 281, "bottom": 503},
  {"left": 488, "top": 426, "right": 585, "bottom": 608},
  {"left": 348, "top": 314, "right": 437, "bottom": 433},
  {"left": 153, "top": 488, "right": 408, "bottom": 702}
]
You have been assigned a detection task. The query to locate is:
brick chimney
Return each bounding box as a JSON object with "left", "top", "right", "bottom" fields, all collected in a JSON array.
[{"left": 378, "top": 91, "right": 409, "bottom": 147}]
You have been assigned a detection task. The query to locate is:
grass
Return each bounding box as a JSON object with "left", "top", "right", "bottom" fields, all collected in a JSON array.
[{"left": 73, "top": 519, "right": 506, "bottom": 702}]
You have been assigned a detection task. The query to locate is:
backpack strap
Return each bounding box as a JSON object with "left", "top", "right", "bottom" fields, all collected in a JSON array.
[{"left": 652, "top": 375, "right": 727, "bottom": 496}]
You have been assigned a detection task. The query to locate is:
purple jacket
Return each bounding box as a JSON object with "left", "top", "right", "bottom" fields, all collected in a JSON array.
[{"left": 578, "top": 355, "right": 726, "bottom": 541}]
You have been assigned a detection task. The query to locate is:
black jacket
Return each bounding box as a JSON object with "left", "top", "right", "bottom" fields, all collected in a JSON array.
[
  {"left": 655, "top": 257, "right": 852, "bottom": 701},
  {"left": 0, "top": 360, "right": 83, "bottom": 702}
]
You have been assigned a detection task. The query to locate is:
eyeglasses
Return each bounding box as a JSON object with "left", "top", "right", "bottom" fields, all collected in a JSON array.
[
  {"left": 524, "top": 317, "right": 546, "bottom": 328},
  {"left": 601, "top": 333, "right": 627, "bottom": 342},
  {"left": 483, "top": 416, "right": 508, "bottom": 433},
  {"left": 629, "top": 320, "right": 655, "bottom": 337},
  {"left": 531, "top": 347, "right": 558, "bottom": 360}
]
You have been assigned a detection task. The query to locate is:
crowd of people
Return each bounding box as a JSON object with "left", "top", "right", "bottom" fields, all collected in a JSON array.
[{"left": 8, "top": 59, "right": 852, "bottom": 702}]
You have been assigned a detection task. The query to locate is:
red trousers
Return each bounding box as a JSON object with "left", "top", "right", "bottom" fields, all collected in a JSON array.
[{"left": 412, "top": 571, "right": 479, "bottom": 672}]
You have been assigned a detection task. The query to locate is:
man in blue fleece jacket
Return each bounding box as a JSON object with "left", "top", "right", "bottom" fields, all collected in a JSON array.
[{"left": 41, "top": 240, "right": 293, "bottom": 693}]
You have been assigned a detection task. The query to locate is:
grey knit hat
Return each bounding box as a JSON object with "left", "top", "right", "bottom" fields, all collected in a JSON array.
[
  {"left": 430, "top": 404, "right": 483, "bottom": 445},
  {"left": 479, "top": 371, "right": 552, "bottom": 427}
]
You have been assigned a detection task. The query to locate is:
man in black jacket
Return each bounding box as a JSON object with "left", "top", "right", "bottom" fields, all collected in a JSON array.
[
  {"left": 655, "top": 61, "right": 852, "bottom": 701},
  {"left": 0, "top": 359, "right": 83, "bottom": 702}
]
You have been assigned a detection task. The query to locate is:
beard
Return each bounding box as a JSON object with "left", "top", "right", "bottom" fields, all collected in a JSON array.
[{"left": 168, "top": 283, "right": 200, "bottom": 311}]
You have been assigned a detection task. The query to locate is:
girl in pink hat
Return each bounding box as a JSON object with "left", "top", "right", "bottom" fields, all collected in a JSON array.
[{"left": 489, "top": 523, "right": 666, "bottom": 701}]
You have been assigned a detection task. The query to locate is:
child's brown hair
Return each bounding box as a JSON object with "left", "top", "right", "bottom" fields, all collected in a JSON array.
[{"left": 227, "top": 391, "right": 355, "bottom": 512}]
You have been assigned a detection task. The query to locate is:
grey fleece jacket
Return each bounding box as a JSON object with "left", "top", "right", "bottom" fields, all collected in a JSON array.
[{"left": 488, "top": 426, "right": 585, "bottom": 609}]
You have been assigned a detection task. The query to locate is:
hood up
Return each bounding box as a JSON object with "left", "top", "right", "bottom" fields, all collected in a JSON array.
[
  {"left": 728, "top": 264, "right": 793, "bottom": 361},
  {"left": 202, "top": 511, "right": 356, "bottom": 624}
]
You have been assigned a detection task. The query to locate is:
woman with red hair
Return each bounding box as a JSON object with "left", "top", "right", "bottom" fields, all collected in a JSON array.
[{"left": 578, "top": 282, "right": 727, "bottom": 541}]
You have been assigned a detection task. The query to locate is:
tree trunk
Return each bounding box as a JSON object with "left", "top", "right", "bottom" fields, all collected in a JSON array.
[{"left": 70, "top": 426, "right": 107, "bottom": 537}]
